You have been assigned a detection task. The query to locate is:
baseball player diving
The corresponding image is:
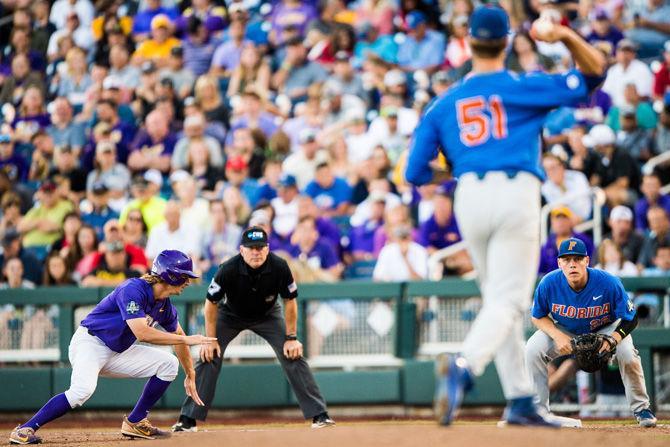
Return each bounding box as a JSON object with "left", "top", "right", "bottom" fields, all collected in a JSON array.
[
  {"left": 9, "top": 250, "right": 216, "bottom": 445},
  {"left": 526, "top": 238, "right": 657, "bottom": 428},
  {"left": 404, "top": 5, "right": 607, "bottom": 426}
]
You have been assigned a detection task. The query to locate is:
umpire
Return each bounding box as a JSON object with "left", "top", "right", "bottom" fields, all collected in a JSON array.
[{"left": 172, "top": 226, "right": 335, "bottom": 430}]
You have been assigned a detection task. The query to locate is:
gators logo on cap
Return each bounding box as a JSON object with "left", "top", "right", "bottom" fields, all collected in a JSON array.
[{"left": 568, "top": 240, "right": 577, "bottom": 251}]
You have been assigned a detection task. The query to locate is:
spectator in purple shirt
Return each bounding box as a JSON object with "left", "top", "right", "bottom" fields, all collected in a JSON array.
[
  {"left": 346, "top": 191, "right": 385, "bottom": 262},
  {"left": 210, "top": 17, "right": 251, "bottom": 78},
  {"left": 269, "top": 0, "right": 317, "bottom": 46},
  {"left": 635, "top": 172, "right": 670, "bottom": 231},
  {"left": 182, "top": 16, "right": 219, "bottom": 77},
  {"left": 538, "top": 206, "right": 595, "bottom": 274},
  {"left": 297, "top": 195, "right": 342, "bottom": 256},
  {"left": 128, "top": 109, "right": 178, "bottom": 175},
  {"left": 418, "top": 186, "right": 461, "bottom": 254},
  {"left": 131, "top": 0, "right": 180, "bottom": 41},
  {"left": 585, "top": 8, "right": 624, "bottom": 57},
  {"left": 289, "top": 215, "right": 343, "bottom": 279},
  {"left": 0, "top": 134, "right": 28, "bottom": 183}
]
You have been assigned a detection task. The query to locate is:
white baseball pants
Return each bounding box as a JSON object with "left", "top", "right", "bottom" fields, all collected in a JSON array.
[
  {"left": 526, "top": 321, "right": 651, "bottom": 414},
  {"left": 454, "top": 172, "right": 540, "bottom": 399},
  {"left": 64, "top": 326, "right": 179, "bottom": 408}
]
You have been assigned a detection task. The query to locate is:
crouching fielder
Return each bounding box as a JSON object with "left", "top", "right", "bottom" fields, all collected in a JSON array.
[
  {"left": 9, "top": 250, "right": 216, "bottom": 445},
  {"left": 526, "top": 238, "right": 657, "bottom": 428}
]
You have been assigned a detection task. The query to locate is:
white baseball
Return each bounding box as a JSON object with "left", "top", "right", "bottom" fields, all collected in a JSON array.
[{"left": 533, "top": 20, "right": 553, "bottom": 37}]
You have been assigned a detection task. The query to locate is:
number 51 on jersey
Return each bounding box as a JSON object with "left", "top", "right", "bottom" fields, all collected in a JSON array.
[{"left": 456, "top": 95, "right": 508, "bottom": 147}]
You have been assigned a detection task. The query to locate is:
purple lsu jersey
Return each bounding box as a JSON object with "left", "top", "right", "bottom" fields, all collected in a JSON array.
[
  {"left": 81, "top": 278, "right": 179, "bottom": 352},
  {"left": 532, "top": 268, "right": 635, "bottom": 335},
  {"left": 405, "top": 69, "right": 590, "bottom": 185}
]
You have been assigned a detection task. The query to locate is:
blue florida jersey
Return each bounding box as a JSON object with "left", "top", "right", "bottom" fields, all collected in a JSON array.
[
  {"left": 405, "top": 69, "right": 590, "bottom": 185},
  {"left": 531, "top": 268, "right": 636, "bottom": 335},
  {"left": 81, "top": 278, "right": 179, "bottom": 352}
]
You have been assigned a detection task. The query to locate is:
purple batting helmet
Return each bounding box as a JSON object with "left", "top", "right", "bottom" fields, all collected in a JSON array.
[{"left": 151, "top": 250, "right": 199, "bottom": 285}]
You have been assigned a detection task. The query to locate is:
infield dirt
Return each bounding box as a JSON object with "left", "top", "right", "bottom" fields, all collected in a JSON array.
[{"left": 5, "top": 421, "right": 669, "bottom": 447}]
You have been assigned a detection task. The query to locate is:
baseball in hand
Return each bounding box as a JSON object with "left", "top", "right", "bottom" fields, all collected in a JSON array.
[{"left": 530, "top": 19, "right": 558, "bottom": 42}]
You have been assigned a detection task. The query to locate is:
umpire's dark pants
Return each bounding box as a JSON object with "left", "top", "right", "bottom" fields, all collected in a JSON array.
[{"left": 180, "top": 305, "right": 328, "bottom": 420}]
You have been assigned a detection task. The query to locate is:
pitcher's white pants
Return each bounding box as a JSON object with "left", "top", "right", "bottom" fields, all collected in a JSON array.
[
  {"left": 454, "top": 172, "right": 539, "bottom": 399},
  {"left": 64, "top": 326, "right": 179, "bottom": 408},
  {"left": 525, "top": 321, "right": 651, "bottom": 414}
]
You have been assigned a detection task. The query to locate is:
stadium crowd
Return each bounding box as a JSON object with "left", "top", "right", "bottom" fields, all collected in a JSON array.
[{"left": 0, "top": 0, "right": 667, "bottom": 297}]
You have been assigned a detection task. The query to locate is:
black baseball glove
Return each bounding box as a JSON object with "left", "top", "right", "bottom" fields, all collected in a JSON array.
[{"left": 571, "top": 333, "right": 618, "bottom": 373}]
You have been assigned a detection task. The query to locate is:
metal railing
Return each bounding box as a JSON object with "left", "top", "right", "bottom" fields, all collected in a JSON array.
[{"left": 540, "top": 187, "right": 607, "bottom": 246}]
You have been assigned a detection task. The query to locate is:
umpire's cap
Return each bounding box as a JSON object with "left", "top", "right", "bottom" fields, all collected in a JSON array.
[
  {"left": 469, "top": 5, "right": 509, "bottom": 40},
  {"left": 241, "top": 226, "right": 269, "bottom": 248},
  {"left": 152, "top": 250, "right": 199, "bottom": 285},
  {"left": 557, "top": 238, "right": 588, "bottom": 258}
]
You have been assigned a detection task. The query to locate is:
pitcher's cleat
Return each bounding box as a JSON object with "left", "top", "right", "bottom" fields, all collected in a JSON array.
[
  {"left": 435, "top": 354, "right": 473, "bottom": 426},
  {"left": 121, "top": 416, "right": 172, "bottom": 439},
  {"left": 635, "top": 409, "right": 657, "bottom": 428}
]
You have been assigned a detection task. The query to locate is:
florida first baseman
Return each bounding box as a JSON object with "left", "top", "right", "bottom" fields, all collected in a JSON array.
[
  {"left": 404, "top": 5, "right": 606, "bottom": 426},
  {"left": 9, "top": 250, "right": 216, "bottom": 445},
  {"left": 527, "top": 238, "right": 657, "bottom": 427}
]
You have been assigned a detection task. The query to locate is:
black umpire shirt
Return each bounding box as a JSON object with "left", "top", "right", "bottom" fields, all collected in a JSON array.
[{"left": 206, "top": 253, "right": 298, "bottom": 319}]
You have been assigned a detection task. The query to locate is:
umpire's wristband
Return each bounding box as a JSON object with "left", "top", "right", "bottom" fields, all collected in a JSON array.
[{"left": 285, "top": 334, "right": 298, "bottom": 341}]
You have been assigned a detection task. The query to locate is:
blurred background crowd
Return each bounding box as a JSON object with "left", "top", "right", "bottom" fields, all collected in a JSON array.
[{"left": 0, "top": 0, "right": 667, "bottom": 297}]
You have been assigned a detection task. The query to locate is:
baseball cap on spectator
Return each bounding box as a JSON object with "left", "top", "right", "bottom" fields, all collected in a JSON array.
[
  {"left": 620, "top": 104, "right": 636, "bottom": 117},
  {"left": 380, "top": 106, "right": 398, "bottom": 118},
  {"left": 241, "top": 226, "right": 268, "bottom": 248},
  {"left": 334, "top": 51, "right": 349, "bottom": 62},
  {"left": 369, "top": 191, "right": 387, "bottom": 203},
  {"left": 228, "top": 2, "right": 247, "bottom": 14},
  {"left": 132, "top": 174, "right": 150, "bottom": 188},
  {"left": 298, "top": 128, "right": 317, "bottom": 144},
  {"left": 171, "top": 46, "right": 184, "bottom": 58},
  {"left": 285, "top": 35, "right": 305, "bottom": 47},
  {"left": 384, "top": 69, "right": 406, "bottom": 88},
  {"left": 557, "top": 238, "right": 588, "bottom": 258},
  {"left": 469, "top": 6, "right": 509, "bottom": 40},
  {"left": 144, "top": 169, "right": 163, "bottom": 188},
  {"left": 592, "top": 7, "right": 610, "bottom": 21},
  {"left": 550, "top": 206, "right": 574, "bottom": 219},
  {"left": 2, "top": 228, "right": 21, "bottom": 246},
  {"left": 346, "top": 108, "right": 366, "bottom": 123},
  {"left": 323, "top": 80, "right": 344, "bottom": 98},
  {"left": 0, "top": 134, "right": 11, "bottom": 144},
  {"left": 278, "top": 173, "right": 297, "bottom": 188},
  {"left": 40, "top": 179, "right": 57, "bottom": 193},
  {"left": 582, "top": 124, "right": 616, "bottom": 147},
  {"left": 432, "top": 70, "right": 454, "bottom": 85},
  {"left": 169, "top": 169, "right": 191, "bottom": 184},
  {"left": 96, "top": 141, "right": 115, "bottom": 154},
  {"left": 610, "top": 205, "right": 633, "bottom": 221},
  {"left": 617, "top": 38, "right": 637, "bottom": 52},
  {"left": 103, "top": 75, "right": 122, "bottom": 90},
  {"left": 453, "top": 14, "right": 469, "bottom": 27},
  {"left": 106, "top": 240, "right": 125, "bottom": 252},
  {"left": 406, "top": 11, "right": 426, "bottom": 30},
  {"left": 151, "top": 14, "right": 171, "bottom": 30},
  {"left": 92, "top": 182, "right": 109, "bottom": 195},
  {"left": 141, "top": 61, "right": 157, "bottom": 74},
  {"left": 249, "top": 210, "right": 271, "bottom": 227},
  {"left": 226, "top": 155, "right": 248, "bottom": 171}
]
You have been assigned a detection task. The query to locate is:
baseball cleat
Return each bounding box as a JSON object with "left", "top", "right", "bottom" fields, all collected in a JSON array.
[
  {"left": 501, "top": 397, "right": 560, "bottom": 428},
  {"left": 171, "top": 421, "right": 198, "bottom": 432},
  {"left": 311, "top": 412, "right": 336, "bottom": 429},
  {"left": 498, "top": 413, "right": 581, "bottom": 428},
  {"left": 121, "top": 416, "right": 171, "bottom": 439},
  {"left": 9, "top": 426, "right": 42, "bottom": 445},
  {"left": 434, "top": 354, "right": 473, "bottom": 426},
  {"left": 635, "top": 409, "right": 657, "bottom": 428}
]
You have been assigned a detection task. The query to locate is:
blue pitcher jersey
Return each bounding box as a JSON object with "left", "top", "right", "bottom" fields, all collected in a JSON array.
[{"left": 405, "top": 69, "right": 589, "bottom": 185}]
